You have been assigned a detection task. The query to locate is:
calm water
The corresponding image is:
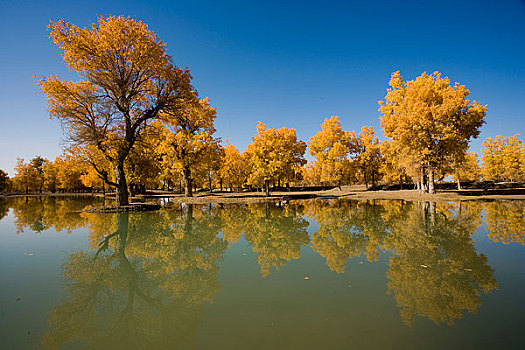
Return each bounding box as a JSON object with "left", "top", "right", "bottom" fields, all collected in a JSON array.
[{"left": 0, "top": 196, "right": 524, "bottom": 349}]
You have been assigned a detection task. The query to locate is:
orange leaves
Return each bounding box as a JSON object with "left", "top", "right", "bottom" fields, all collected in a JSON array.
[
  {"left": 48, "top": 16, "right": 168, "bottom": 81},
  {"left": 307, "top": 116, "right": 353, "bottom": 185},
  {"left": 379, "top": 71, "right": 487, "bottom": 190},
  {"left": 379, "top": 71, "right": 486, "bottom": 161},
  {"left": 39, "top": 16, "right": 197, "bottom": 204},
  {"left": 481, "top": 134, "right": 525, "bottom": 182},
  {"left": 219, "top": 144, "right": 247, "bottom": 189},
  {"left": 245, "top": 122, "right": 306, "bottom": 186}
]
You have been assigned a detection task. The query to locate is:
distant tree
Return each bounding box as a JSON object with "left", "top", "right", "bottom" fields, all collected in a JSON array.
[
  {"left": 350, "top": 126, "right": 383, "bottom": 189},
  {"left": 379, "top": 140, "right": 411, "bottom": 188},
  {"left": 54, "top": 152, "right": 86, "bottom": 191},
  {"left": 38, "top": 16, "right": 195, "bottom": 206},
  {"left": 13, "top": 158, "right": 40, "bottom": 194},
  {"left": 379, "top": 71, "right": 486, "bottom": 193},
  {"left": 308, "top": 116, "right": 353, "bottom": 188},
  {"left": 245, "top": 122, "right": 307, "bottom": 195},
  {"left": 481, "top": 134, "right": 524, "bottom": 182},
  {"left": 196, "top": 139, "right": 224, "bottom": 192},
  {"left": 452, "top": 151, "right": 481, "bottom": 189},
  {"left": 219, "top": 143, "right": 248, "bottom": 192},
  {"left": 0, "top": 169, "right": 9, "bottom": 192},
  {"left": 156, "top": 98, "right": 219, "bottom": 197},
  {"left": 43, "top": 161, "right": 58, "bottom": 192}
]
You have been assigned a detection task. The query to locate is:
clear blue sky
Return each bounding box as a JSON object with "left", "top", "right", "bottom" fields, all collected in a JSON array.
[{"left": 1, "top": 0, "right": 524, "bottom": 175}]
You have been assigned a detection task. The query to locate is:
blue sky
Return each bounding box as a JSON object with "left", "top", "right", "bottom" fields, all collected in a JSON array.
[{"left": 1, "top": 0, "right": 524, "bottom": 175}]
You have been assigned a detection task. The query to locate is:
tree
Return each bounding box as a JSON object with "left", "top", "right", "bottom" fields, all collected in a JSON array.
[
  {"left": 219, "top": 143, "right": 248, "bottom": 191},
  {"left": 30, "top": 156, "right": 47, "bottom": 192},
  {"left": 379, "top": 71, "right": 487, "bottom": 193},
  {"left": 350, "top": 126, "right": 383, "bottom": 189},
  {"left": 452, "top": 151, "right": 481, "bottom": 189},
  {"left": 245, "top": 122, "right": 307, "bottom": 195},
  {"left": 308, "top": 116, "right": 353, "bottom": 188},
  {"left": 38, "top": 16, "right": 195, "bottom": 206},
  {"left": 12, "top": 158, "right": 40, "bottom": 194},
  {"left": 379, "top": 140, "right": 411, "bottom": 188},
  {"left": 54, "top": 152, "right": 86, "bottom": 191},
  {"left": 0, "top": 170, "right": 10, "bottom": 193},
  {"left": 156, "top": 98, "right": 220, "bottom": 197},
  {"left": 194, "top": 139, "right": 224, "bottom": 193},
  {"left": 481, "top": 134, "right": 524, "bottom": 182}
]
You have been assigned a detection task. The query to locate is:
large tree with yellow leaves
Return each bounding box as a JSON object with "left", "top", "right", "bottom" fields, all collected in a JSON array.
[
  {"left": 245, "top": 122, "right": 306, "bottom": 196},
  {"left": 38, "top": 16, "right": 196, "bottom": 206},
  {"left": 379, "top": 71, "right": 486, "bottom": 193}
]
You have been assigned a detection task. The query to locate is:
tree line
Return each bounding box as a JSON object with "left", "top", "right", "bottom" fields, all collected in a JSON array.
[{"left": 0, "top": 16, "right": 524, "bottom": 202}]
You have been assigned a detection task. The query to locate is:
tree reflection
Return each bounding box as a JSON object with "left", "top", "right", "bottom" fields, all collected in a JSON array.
[
  {"left": 483, "top": 201, "right": 525, "bottom": 245},
  {"left": 2, "top": 196, "right": 509, "bottom": 332},
  {"left": 40, "top": 206, "right": 227, "bottom": 349},
  {"left": 243, "top": 202, "right": 310, "bottom": 277},
  {"left": 7, "top": 196, "right": 99, "bottom": 233},
  {"left": 306, "top": 199, "right": 390, "bottom": 272},
  {"left": 384, "top": 201, "right": 497, "bottom": 326},
  {"left": 0, "top": 198, "right": 8, "bottom": 221}
]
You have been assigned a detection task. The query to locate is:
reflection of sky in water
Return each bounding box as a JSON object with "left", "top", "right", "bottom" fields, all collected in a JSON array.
[{"left": 0, "top": 197, "right": 524, "bottom": 349}]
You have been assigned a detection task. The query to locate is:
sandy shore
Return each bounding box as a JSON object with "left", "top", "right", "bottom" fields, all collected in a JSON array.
[
  {"left": 134, "top": 185, "right": 525, "bottom": 204},
  {"left": 3, "top": 185, "right": 525, "bottom": 204}
]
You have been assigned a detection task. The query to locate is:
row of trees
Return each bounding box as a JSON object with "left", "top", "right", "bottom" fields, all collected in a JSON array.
[
  {"left": 3, "top": 126, "right": 523, "bottom": 196},
  {"left": 1, "top": 16, "right": 523, "bottom": 202}
]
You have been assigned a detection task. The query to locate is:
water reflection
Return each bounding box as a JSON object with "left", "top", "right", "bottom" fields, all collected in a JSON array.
[
  {"left": 306, "top": 199, "right": 391, "bottom": 272},
  {"left": 243, "top": 203, "right": 310, "bottom": 277},
  {"left": 41, "top": 207, "right": 227, "bottom": 349},
  {"left": 383, "top": 201, "right": 497, "bottom": 326},
  {"left": 4, "top": 196, "right": 99, "bottom": 233},
  {"left": 484, "top": 201, "right": 525, "bottom": 244},
  {"left": 1, "top": 196, "right": 523, "bottom": 340}
]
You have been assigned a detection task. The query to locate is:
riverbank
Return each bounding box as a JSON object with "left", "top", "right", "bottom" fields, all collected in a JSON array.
[
  {"left": 136, "top": 185, "right": 525, "bottom": 203},
  {"left": 3, "top": 185, "right": 525, "bottom": 204}
]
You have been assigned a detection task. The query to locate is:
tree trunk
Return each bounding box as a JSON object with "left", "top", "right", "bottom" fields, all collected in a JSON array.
[
  {"left": 264, "top": 180, "right": 270, "bottom": 197},
  {"left": 456, "top": 171, "right": 462, "bottom": 190},
  {"left": 114, "top": 162, "right": 129, "bottom": 206},
  {"left": 399, "top": 175, "right": 403, "bottom": 190},
  {"left": 419, "top": 167, "right": 424, "bottom": 193},
  {"left": 208, "top": 174, "right": 213, "bottom": 193},
  {"left": 102, "top": 180, "right": 106, "bottom": 196},
  {"left": 428, "top": 167, "right": 435, "bottom": 194},
  {"left": 182, "top": 167, "right": 192, "bottom": 197}
]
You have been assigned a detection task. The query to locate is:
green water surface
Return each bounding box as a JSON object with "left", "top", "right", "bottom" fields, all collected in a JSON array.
[{"left": 0, "top": 196, "right": 524, "bottom": 349}]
